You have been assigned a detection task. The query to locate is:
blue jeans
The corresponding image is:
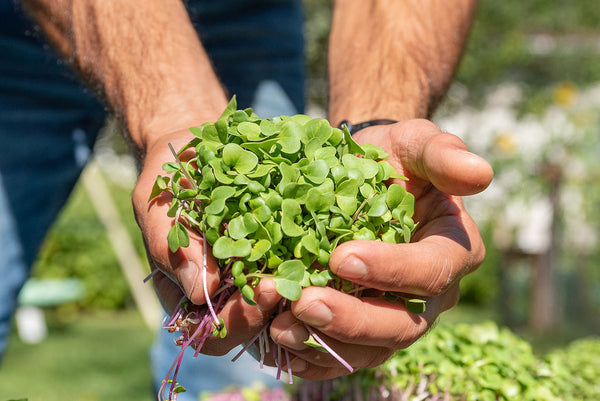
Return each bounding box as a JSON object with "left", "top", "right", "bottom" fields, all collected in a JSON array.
[{"left": 0, "top": 1, "right": 304, "bottom": 399}]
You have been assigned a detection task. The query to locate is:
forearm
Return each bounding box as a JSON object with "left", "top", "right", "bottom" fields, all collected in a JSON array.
[
  {"left": 20, "top": 0, "right": 228, "bottom": 156},
  {"left": 328, "top": 0, "right": 477, "bottom": 126}
]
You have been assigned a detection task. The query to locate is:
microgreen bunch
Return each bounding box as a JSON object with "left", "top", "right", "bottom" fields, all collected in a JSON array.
[
  {"left": 149, "top": 97, "right": 419, "bottom": 400},
  {"left": 150, "top": 96, "right": 416, "bottom": 303}
]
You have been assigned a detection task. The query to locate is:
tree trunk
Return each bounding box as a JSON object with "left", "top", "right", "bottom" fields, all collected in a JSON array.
[{"left": 529, "top": 165, "right": 562, "bottom": 332}]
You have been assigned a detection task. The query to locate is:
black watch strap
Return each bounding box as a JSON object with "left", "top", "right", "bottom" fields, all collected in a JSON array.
[{"left": 338, "top": 119, "right": 398, "bottom": 135}]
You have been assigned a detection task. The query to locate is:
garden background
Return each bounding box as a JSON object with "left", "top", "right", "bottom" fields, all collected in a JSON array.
[{"left": 1, "top": 1, "right": 599, "bottom": 400}]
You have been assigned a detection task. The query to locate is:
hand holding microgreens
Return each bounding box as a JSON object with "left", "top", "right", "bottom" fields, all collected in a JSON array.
[{"left": 148, "top": 97, "right": 422, "bottom": 400}]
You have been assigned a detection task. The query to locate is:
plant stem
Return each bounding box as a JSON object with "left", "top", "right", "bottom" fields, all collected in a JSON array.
[{"left": 304, "top": 324, "right": 353, "bottom": 373}]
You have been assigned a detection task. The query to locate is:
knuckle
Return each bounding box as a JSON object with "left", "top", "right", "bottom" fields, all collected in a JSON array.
[{"left": 424, "top": 264, "right": 453, "bottom": 297}]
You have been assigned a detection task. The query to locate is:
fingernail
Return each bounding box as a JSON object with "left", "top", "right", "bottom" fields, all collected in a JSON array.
[
  {"left": 275, "top": 323, "right": 310, "bottom": 351},
  {"left": 339, "top": 256, "right": 368, "bottom": 280},
  {"left": 298, "top": 302, "right": 332, "bottom": 328},
  {"left": 177, "top": 260, "right": 199, "bottom": 300}
]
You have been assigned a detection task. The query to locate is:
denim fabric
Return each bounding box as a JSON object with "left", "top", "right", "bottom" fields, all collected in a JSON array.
[{"left": 0, "top": 0, "right": 304, "bottom": 397}]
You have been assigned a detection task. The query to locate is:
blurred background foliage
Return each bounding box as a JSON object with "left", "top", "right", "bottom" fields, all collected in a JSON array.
[{"left": 28, "top": 0, "right": 599, "bottom": 343}]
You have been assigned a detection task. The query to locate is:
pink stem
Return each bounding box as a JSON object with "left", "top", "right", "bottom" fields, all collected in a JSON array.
[{"left": 304, "top": 324, "right": 353, "bottom": 373}]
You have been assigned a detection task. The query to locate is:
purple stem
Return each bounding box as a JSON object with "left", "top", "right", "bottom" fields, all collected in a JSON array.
[
  {"left": 168, "top": 336, "right": 187, "bottom": 400},
  {"left": 304, "top": 324, "right": 354, "bottom": 373},
  {"left": 276, "top": 343, "right": 282, "bottom": 381},
  {"left": 231, "top": 325, "right": 268, "bottom": 362},
  {"left": 203, "top": 236, "right": 220, "bottom": 326},
  {"left": 285, "top": 348, "right": 293, "bottom": 384},
  {"left": 143, "top": 268, "right": 159, "bottom": 283}
]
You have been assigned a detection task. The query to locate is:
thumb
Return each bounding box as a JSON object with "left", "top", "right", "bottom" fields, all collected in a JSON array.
[
  {"left": 355, "top": 119, "right": 493, "bottom": 196},
  {"left": 420, "top": 131, "right": 493, "bottom": 196}
]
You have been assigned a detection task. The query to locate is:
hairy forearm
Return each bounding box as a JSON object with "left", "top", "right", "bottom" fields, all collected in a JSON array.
[
  {"left": 328, "top": 0, "right": 477, "bottom": 126},
  {"left": 20, "top": 0, "right": 227, "bottom": 155}
]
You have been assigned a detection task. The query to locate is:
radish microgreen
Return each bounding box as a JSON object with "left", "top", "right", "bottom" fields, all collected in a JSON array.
[{"left": 149, "top": 97, "right": 421, "bottom": 400}]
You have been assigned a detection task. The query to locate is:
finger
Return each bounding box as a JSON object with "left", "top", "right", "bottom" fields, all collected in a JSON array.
[
  {"left": 329, "top": 214, "right": 480, "bottom": 297},
  {"left": 284, "top": 362, "right": 354, "bottom": 381},
  {"left": 254, "top": 346, "right": 354, "bottom": 382},
  {"left": 355, "top": 120, "right": 493, "bottom": 196},
  {"left": 151, "top": 270, "right": 186, "bottom": 314},
  {"left": 200, "top": 279, "right": 282, "bottom": 356},
  {"left": 270, "top": 311, "right": 392, "bottom": 370},
  {"left": 287, "top": 286, "right": 442, "bottom": 349}
]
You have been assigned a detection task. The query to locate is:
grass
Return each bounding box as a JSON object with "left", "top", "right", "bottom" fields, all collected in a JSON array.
[{"left": 0, "top": 309, "right": 154, "bottom": 401}]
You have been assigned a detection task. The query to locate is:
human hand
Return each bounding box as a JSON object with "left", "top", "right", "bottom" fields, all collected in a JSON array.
[
  {"left": 132, "top": 130, "right": 282, "bottom": 355},
  {"left": 268, "top": 119, "right": 493, "bottom": 380}
]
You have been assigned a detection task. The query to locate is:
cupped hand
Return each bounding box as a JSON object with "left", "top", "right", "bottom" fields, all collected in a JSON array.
[
  {"left": 269, "top": 119, "right": 493, "bottom": 380},
  {"left": 132, "top": 130, "right": 281, "bottom": 356}
]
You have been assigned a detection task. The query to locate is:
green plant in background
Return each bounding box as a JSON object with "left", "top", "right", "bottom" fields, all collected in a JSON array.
[
  {"left": 545, "top": 338, "right": 600, "bottom": 400},
  {"left": 149, "top": 97, "right": 420, "bottom": 400},
  {"left": 293, "top": 322, "right": 600, "bottom": 401},
  {"left": 31, "top": 182, "right": 132, "bottom": 311}
]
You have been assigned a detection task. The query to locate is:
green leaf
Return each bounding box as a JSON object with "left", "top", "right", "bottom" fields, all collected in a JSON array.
[
  {"left": 189, "top": 126, "right": 203, "bottom": 138},
  {"left": 237, "top": 121, "right": 263, "bottom": 141},
  {"left": 301, "top": 230, "right": 320, "bottom": 256},
  {"left": 310, "top": 269, "right": 333, "bottom": 287},
  {"left": 259, "top": 119, "right": 280, "bottom": 136},
  {"left": 246, "top": 163, "right": 276, "bottom": 178},
  {"left": 241, "top": 285, "right": 257, "bottom": 305},
  {"left": 281, "top": 199, "right": 304, "bottom": 237},
  {"left": 162, "top": 162, "right": 179, "bottom": 174},
  {"left": 282, "top": 183, "right": 312, "bottom": 203},
  {"left": 228, "top": 215, "right": 249, "bottom": 239},
  {"left": 266, "top": 221, "right": 283, "bottom": 244},
  {"left": 273, "top": 260, "right": 305, "bottom": 301},
  {"left": 304, "top": 334, "right": 327, "bottom": 352},
  {"left": 248, "top": 239, "right": 271, "bottom": 262},
  {"left": 277, "top": 259, "right": 306, "bottom": 281},
  {"left": 361, "top": 143, "right": 389, "bottom": 159},
  {"left": 222, "top": 143, "right": 259, "bottom": 174},
  {"left": 205, "top": 185, "right": 236, "bottom": 215},
  {"left": 209, "top": 159, "right": 234, "bottom": 184},
  {"left": 313, "top": 146, "right": 339, "bottom": 168},
  {"left": 335, "top": 178, "right": 359, "bottom": 215},
  {"left": 352, "top": 227, "right": 377, "bottom": 241},
  {"left": 219, "top": 95, "right": 237, "bottom": 119},
  {"left": 212, "top": 237, "right": 252, "bottom": 259},
  {"left": 304, "top": 118, "right": 333, "bottom": 144},
  {"left": 167, "top": 222, "right": 190, "bottom": 253},
  {"left": 231, "top": 260, "right": 245, "bottom": 277},
  {"left": 330, "top": 165, "right": 348, "bottom": 185},
  {"left": 288, "top": 114, "right": 313, "bottom": 125},
  {"left": 306, "top": 187, "right": 335, "bottom": 212},
  {"left": 215, "top": 118, "right": 229, "bottom": 143},
  {"left": 278, "top": 121, "right": 304, "bottom": 153},
  {"left": 342, "top": 154, "right": 379, "bottom": 179},
  {"left": 201, "top": 123, "right": 220, "bottom": 142},
  {"left": 367, "top": 193, "right": 388, "bottom": 217},
  {"left": 328, "top": 127, "right": 344, "bottom": 146},
  {"left": 386, "top": 183, "right": 407, "bottom": 209},
  {"left": 149, "top": 175, "right": 170, "bottom": 201},
  {"left": 173, "top": 385, "right": 187, "bottom": 393},
  {"left": 342, "top": 125, "right": 365, "bottom": 155},
  {"left": 405, "top": 298, "right": 426, "bottom": 314},
  {"left": 301, "top": 159, "right": 329, "bottom": 184}
]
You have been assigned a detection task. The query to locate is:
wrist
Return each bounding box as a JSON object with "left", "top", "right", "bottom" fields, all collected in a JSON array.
[
  {"left": 328, "top": 56, "right": 432, "bottom": 127},
  {"left": 128, "top": 92, "right": 228, "bottom": 160}
]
